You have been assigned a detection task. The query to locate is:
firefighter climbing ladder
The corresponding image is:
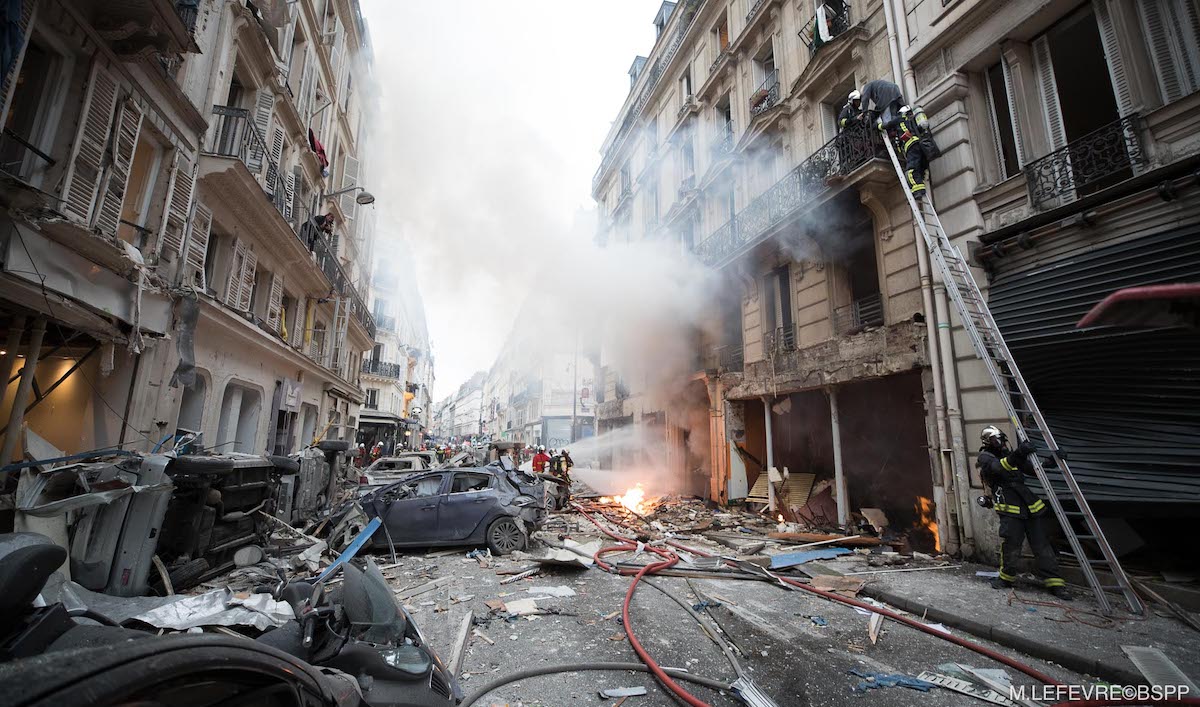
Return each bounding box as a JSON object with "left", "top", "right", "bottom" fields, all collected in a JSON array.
[{"left": 881, "top": 138, "right": 1143, "bottom": 616}]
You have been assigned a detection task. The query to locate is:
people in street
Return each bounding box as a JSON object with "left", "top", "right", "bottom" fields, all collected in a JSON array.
[
  {"left": 976, "top": 425, "right": 1069, "bottom": 599},
  {"left": 532, "top": 445, "right": 551, "bottom": 473},
  {"left": 553, "top": 448, "right": 574, "bottom": 483},
  {"left": 880, "top": 106, "right": 928, "bottom": 199}
]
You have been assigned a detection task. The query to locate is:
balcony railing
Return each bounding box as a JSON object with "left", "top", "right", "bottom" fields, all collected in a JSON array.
[
  {"left": 704, "top": 343, "right": 745, "bottom": 372},
  {"left": 375, "top": 313, "right": 396, "bottom": 331},
  {"left": 711, "top": 126, "right": 734, "bottom": 160},
  {"left": 0, "top": 128, "right": 55, "bottom": 183},
  {"left": 709, "top": 48, "right": 731, "bottom": 76},
  {"left": 208, "top": 105, "right": 271, "bottom": 177},
  {"left": 749, "top": 70, "right": 780, "bottom": 117},
  {"left": 800, "top": 1, "right": 852, "bottom": 56},
  {"left": 175, "top": 1, "right": 199, "bottom": 34},
  {"left": 834, "top": 293, "right": 884, "bottom": 334},
  {"left": 745, "top": 0, "right": 770, "bottom": 23},
  {"left": 697, "top": 122, "right": 883, "bottom": 267},
  {"left": 1023, "top": 115, "right": 1146, "bottom": 210},
  {"left": 362, "top": 359, "right": 403, "bottom": 379},
  {"left": 677, "top": 94, "right": 696, "bottom": 120},
  {"left": 764, "top": 325, "right": 797, "bottom": 355}
]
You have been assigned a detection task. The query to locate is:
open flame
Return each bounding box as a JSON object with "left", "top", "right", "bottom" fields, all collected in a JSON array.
[
  {"left": 599, "top": 484, "right": 650, "bottom": 514},
  {"left": 916, "top": 497, "right": 941, "bottom": 553}
]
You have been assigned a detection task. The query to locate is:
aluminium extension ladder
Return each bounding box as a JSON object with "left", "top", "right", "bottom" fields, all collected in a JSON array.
[{"left": 880, "top": 137, "right": 1143, "bottom": 615}]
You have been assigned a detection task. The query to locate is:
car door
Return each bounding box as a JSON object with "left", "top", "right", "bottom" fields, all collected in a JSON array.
[
  {"left": 437, "top": 471, "right": 499, "bottom": 541},
  {"left": 376, "top": 472, "right": 448, "bottom": 544}
]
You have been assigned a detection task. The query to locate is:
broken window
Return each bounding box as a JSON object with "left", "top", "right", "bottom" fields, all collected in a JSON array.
[
  {"left": 832, "top": 212, "right": 884, "bottom": 335},
  {"left": 984, "top": 61, "right": 1021, "bottom": 180},
  {"left": 365, "top": 388, "right": 379, "bottom": 409},
  {"left": 116, "top": 128, "right": 166, "bottom": 250},
  {"left": 451, "top": 472, "right": 491, "bottom": 493},
  {"left": 762, "top": 266, "right": 794, "bottom": 352},
  {"left": 714, "top": 14, "right": 730, "bottom": 52},
  {"left": 0, "top": 37, "right": 65, "bottom": 185}
]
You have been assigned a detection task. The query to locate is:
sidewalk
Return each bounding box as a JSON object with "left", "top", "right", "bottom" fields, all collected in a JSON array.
[{"left": 810, "top": 556, "right": 1200, "bottom": 686}]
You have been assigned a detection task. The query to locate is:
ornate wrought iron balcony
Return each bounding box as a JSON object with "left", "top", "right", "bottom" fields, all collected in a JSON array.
[
  {"left": 800, "top": 1, "right": 852, "bottom": 57},
  {"left": 708, "top": 49, "right": 731, "bottom": 76},
  {"left": 175, "top": 1, "right": 199, "bottom": 34},
  {"left": 750, "top": 70, "right": 780, "bottom": 117},
  {"left": 764, "top": 325, "right": 798, "bottom": 355},
  {"left": 704, "top": 343, "right": 745, "bottom": 372},
  {"left": 362, "top": 359, "right": 403, "bottom": 379},
  {"left": 697, "top": 122, "right": 883, "bottom": 267},
  {"left": 711, "top": 126, "right": 735, "bottom": 160},
  {"left": 1023, "top": 115, "right": 1146, "bottom": 210},
  {"left": 834, "top": 293, "right": 884, "bottom": 334}
]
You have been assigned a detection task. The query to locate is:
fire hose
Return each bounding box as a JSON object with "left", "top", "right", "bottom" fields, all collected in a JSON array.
[{"left": 571, "top": 502, "right": 1200, "bottom": 707}]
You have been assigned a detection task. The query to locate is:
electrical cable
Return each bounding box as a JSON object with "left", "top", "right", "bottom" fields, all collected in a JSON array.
[
  {"left": 640, "top": 577, "right": 744, "bottom": 679},
  {"left": 458, "top": 661, "right": 734, "bottom": 707}
]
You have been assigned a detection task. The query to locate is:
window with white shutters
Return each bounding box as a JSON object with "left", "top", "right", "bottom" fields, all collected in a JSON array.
[
  {"left": 238, "top": 247, "right": 258, "bottom": 312},
  {"left": 267, "top": 273, "right": 284, "bottom": 332},
  {"left": 226, "top": 239, "right": 248, "bottom": 308},
  {"left": 158, "top": 153, "right": 196, "bottom": 257},
  {"left": 268, "top": 125, "right": 285, "bottom": 194},
  {"left": 1093, "top": 0, "right": 1135, "bottom": 116},
  {"left": 340, "top": 154, "right": 358, "bottom": 218},
  {"left": 1032, "top": 36, "right": 1067, "bottom": 152},
  {"left": 1138, "top": 0, "right": 1200, "bottom": 104},
  {"left": 61, "top": 61, "right": 119, "bottom": 224},
  {"left": 0, "top": 0, "right": 37, "bottom": 121},
  {"left": 248, "top": 90, "right": 274, "bottom": 173},
  {"left": 283, "top": 170, "right": 296, "bottom": 224},
  {"left": 93, "top": 99, "right": 144, "bottom": 237},
  {"left": 186, "top": 202, "right": 213, "bottom": 289}
]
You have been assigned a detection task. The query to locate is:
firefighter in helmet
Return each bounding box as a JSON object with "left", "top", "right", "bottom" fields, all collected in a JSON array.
[
  {"left": 977, "top": 425, "right": 1070, "bottom": 599},
  {"left": 879, "top": 105, "right": 929, "bottom": 198}
]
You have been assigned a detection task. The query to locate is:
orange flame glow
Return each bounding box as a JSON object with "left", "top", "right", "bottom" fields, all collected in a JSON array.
[
  {"left": 599, "top": 484, "right": 651, "bottom": 514},
  {"left": 916, "top": 497, "right": 941, "bottom": 553}
]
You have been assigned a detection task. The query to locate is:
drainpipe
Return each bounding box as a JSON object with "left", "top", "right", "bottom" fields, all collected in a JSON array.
[
  {"left": 883, "top": 0, "right": 969, "bottom": 554},
  {"left": 1, "top": 319, "right": 46, "bottom": 466},
  {"left": 761, "top": 395, "right": 776, "bottom": 513},
  {"left": 827, "top": 386, "right": 849, "bottom": 527}
]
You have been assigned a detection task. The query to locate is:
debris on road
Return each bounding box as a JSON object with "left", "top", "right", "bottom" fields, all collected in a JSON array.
[
  {"left": 598, "top": 686, "right": 648, "bottom": 698},
  {"left": 847, "top": 668, "right": 936, "bottom": 693}
]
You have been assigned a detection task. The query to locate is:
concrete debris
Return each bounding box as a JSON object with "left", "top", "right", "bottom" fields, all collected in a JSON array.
[
  {"left": 847, "top": 669, "right": 936, "bottom": 693},
  {"left": 599, "top": 686, "right": 648, "bottom": 698},
  {"left": 502, "top": 598, "right": 539, "bottom": 616},
  {"left": 525, "top": 585, "right": 576, "bottom": 597}
]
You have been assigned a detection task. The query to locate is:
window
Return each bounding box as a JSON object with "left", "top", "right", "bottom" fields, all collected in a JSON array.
[
  {"left": 116, "top": 130, "right": 165, "bottom": 249},
  {"left": 985, "top": 62, "right": 1021, "bottom": 179},
  {"left": 216, "top": 383, "right": 262, "bottom": 453},
  {"left": 178, "top": 375, "right": 206, "bottom": 433},
  {"left": 646, "top": 181, "right": 659, "bottom": 226},
  {"left": 365, "top": 388, "right": 379, "bottom": 408},
  {"left": 714, "top": 15, "right": 730, "bottom": 52},
  {"left": 0, "top": 38, "right": 64, "bottom": 185},
  {"left": 680, "top": 67, "right": 693, "bottom": 98},
  {"left": 762, "top": 266, "right": 794, "bottom": 350},
  {"left": 1137, "top": 0, "right": 1200, "bottom": 103},
  {"left": 399, "top": 473, "right": 445, "bottom": 498},
  {"left": 451, "top": 472, "right": 491, "bottom": 493},
  {"left": 203, "top": 231, "right": 222, "bottom": 293}
]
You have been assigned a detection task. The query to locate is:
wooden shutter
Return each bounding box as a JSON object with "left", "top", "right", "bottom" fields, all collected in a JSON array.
[
  {"left": 1093, "top": 0, "right": 1135, "bottom": 116},
  {"left": 186, "top": 202, "right": 213, "bottom": 288},
  {"left": 340, "top": 154, "right": 358, "bottom": 217},
  {"left": 267, "top": 125, "right": 285, "bottom": 192},
  {"left": 238, "top": 246, "right": 258, "bottom": 312},
  {"left": 1000, "top": 56, "right": 1027, "bottom": 166},
  {"left": 248, "top": 90, "right": 274, "bottom": 173},
  {"left": 267, "top": 273, "right": 284, "bottom": 332},
  {"left": 329, "top": 16, "right": 342, "bottom": 76},
  {"left": 226, "top": 239, "right": 247, "bottom": 307},
  {"left": 159, "top": 154, "right": 196, "bottom": 256},
  {"left": 1139, "top": 0, "right": 1187, "bottom": 103},
  {"left": 1032, "top": 36, "right": 1067, "bottom": 152},
  {"left": 62, "top": 61, "right": 120, "bottom": 224},
  {"left": 93, "top": 99, "right": 144, "bottom": 236},
  {"left": 298, "top": 50, "right": 315, "bottom": 117},
  {"left": 0, "top": 0, "right": 39, "bottom": 126},
  {"left": 292, "top": 296, "right": 306, "bottom": 347},
  {"left": 283, "top": 169, "right": 296, "bottom": 223},
  {"left": 1166, "top": 0, "right": 1200, "bottom": 93},
  {"left": 290, "top": 165, "right": 303, "bottom": 225}
]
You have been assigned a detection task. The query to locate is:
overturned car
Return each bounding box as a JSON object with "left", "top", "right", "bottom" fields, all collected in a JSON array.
[{"left": 356, "top": 465, "right": 546, "bottom": 555}]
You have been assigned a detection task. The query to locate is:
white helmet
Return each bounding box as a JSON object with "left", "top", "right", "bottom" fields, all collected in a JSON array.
[
  {"left": 848, "top": 90, "right": 861, "bottom": 102},
  {"left": 980, "top": 425, "right": 1007, "bottom": 447},
  {"left": 539, "top": 445, "right": 546, "bottom": 451},
  {"left": 899, "top": 105, "right": 911, "bottom": 115}
]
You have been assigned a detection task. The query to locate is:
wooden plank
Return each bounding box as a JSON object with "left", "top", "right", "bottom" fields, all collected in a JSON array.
[
  {"left": 767, "top": 531, "right": 882, "bottom": 547},
  {"left": 448, "top": 610, "right": 474, "bottom": 677}
]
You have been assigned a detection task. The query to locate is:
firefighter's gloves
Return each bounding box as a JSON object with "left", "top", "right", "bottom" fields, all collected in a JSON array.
[
  {"left": 876, "top": 118, "right": 884, "bottom": 132},
  {"left": 1014, "top": 440, "right": 1036, "bottom": 459}
]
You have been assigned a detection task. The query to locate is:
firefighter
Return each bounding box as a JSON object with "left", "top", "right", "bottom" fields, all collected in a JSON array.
[
  {"left": 977, "top": 426, "right": 1070, "bottom": 599},
  {"left": 532, "top": 445, "right": 551, "bottom": 474},
  {"left": 837, "top": 90, "right": 862, "bottom": 133},
  {"left": 879, "top": 106, "right": 928, "bottom": 198},
  {"left": 858, "top": 78, "right": 905, "bottom": 125}
]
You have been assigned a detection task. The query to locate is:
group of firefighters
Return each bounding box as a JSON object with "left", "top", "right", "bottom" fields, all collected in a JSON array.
[
  {"left": 840, "top": 80, "right": 1070, "bottom": 599},
  {"left": 837, "top": 79, "right": 938, "bottom": 199},
  {"left": 529, "top": 445, "right": 574, "bottom": 482}
]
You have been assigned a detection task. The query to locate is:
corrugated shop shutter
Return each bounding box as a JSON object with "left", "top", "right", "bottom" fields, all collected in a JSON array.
[{"left": 988, "top": 227, "right": 1200, "bottom": 504}]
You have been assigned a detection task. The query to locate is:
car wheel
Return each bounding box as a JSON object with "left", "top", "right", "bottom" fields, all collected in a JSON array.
[{"left": 486, "top": 517, "right": 526, "bottom": 555}]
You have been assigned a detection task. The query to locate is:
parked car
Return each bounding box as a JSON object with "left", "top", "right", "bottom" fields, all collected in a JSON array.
[
  {"left": 360, "top": 455, "right": 432, "bottom": 486},
  {"left": 359, "top": 467, "right": 545, "bottom": 554}
]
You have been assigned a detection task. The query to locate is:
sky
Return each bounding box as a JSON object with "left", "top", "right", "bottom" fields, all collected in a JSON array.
[{"left": 359, "top": 1, "right": 665, "bottom": 400}]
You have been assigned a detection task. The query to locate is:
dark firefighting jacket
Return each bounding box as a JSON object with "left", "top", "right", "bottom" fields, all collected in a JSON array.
[{"left": 977, "top": 446, "right": 1047, "bottom": 518}]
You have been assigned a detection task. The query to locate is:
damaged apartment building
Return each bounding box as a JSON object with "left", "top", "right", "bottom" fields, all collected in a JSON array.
[
  {"left": 1, "top": 0, "right": 377, "bottom": 475},
  {"left": 594, "top": 0, "right": 1199, "bottom": 567}
]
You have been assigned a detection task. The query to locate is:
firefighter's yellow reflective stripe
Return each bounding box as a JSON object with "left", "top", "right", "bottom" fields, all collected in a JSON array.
[
  {"left": 839, "top": 118, "right": 847, "bottom": 127},
  {"left": 999, "top": 570, "right": 1016, "bottom": 581},
  {"left": 1044, "top": 577, "right": 1065, "bottom": 588},
  {"left": 1000, "top": 457, "right": 1017, "bottom": 472},
  {"left": 1028, "top": 500, "right": 1046, "bottom": 513},
  {"left": 903, "top": 135, "right": 919, "bottom": 150},
  {"left": 994, "top": 503, "right": 1023, "bottom": 514}
]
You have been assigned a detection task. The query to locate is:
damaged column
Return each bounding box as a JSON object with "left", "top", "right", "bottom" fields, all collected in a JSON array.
[
  {"left": 761, "top": 395, "right": 776, "bottom": 512},
  {"left": 827, "top": 386, "right": 849, "bottom": 527},
  {"left": 1, "top": 318, "right": 47, "bottom": 467}
]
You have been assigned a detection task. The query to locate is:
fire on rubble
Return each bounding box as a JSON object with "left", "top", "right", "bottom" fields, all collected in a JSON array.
[{"left": 598, "top": 484, "right": 652, "bottom": 515}]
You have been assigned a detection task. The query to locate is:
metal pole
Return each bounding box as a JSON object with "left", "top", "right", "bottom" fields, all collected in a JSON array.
[
  {"left": 1, "top": 319, "right": 47, "bottom": 466},
  {"left": 761, "top": 395, "right": 776, "bottom": 512},
  {"left": 0, "top": 317, "right": 27, "bottom": 395},
  {"left": 828, "top": 386, "right": 849, "bottom": 527}
]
